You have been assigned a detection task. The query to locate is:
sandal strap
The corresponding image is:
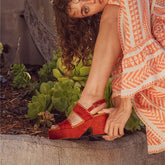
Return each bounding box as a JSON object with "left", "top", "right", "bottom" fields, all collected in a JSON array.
[
  {"left": 73, "top": 103, "right": 93, "bottom": 120},
  {"left": 58, "top": 119, "right": 72, "bottom": 129},
  {"left": 88, "top": 99, "right": 106, "bottom": 112},
  {"left": 57, "top": 99, "right": 106, "bottom": 129}
]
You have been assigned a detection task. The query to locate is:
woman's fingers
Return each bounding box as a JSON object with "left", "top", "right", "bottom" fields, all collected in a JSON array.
[
  {"left": 119, "top": 126, "right": 124, "bottom": 136},
  {"left": 102, "top": 135, "right": 117, "bottom": 141},
  {"left": 102, "top": 97, "right": 132, "bottom": 141},
  {"left": 90, "top": 103, "right": 107, "bottom": 114},
  {"left": 109, "top": 123, "right": 114, "bottom": 137},
  {"left": 104, "top": 117, "right": 110, "bottom": 134},
  {"left": 98, "top": 108, "right": 115, "bottom": 114},
  {"left": 102, "top": 107, "right": 127, "bottom": 139},
  {"left": 114, "top": 126, "right": 120, "bottom": 137},
  {"left": 104, "top": 120, "right": 124, "bottom": 138}
]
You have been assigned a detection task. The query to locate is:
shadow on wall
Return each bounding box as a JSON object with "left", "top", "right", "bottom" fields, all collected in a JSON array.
[{"left": 1, "top": 0, "right": 58, "bottom": 71}]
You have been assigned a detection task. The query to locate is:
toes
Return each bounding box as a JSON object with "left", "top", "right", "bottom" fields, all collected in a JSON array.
[{"left": 51, "top": 125, "right": 59, "bottom": 130}]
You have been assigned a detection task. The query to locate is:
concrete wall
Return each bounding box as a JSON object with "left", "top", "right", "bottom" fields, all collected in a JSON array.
[
  {"left": 0, "top": 132, "right": 165, "bottom": 165},
  {"left": 1, "top": 0, "right": 57, "bottom": 70}
]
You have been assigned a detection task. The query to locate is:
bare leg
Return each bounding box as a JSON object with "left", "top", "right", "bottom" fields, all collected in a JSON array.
[
  {"left": 51, "top": 5, "right": 121, "bottom": 128},
  {"left": 79, "top": 5, "right": 121, "bottom": 112}
]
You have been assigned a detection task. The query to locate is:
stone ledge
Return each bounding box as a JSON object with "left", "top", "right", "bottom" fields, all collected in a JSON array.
[{"left": 0, "top": 132, "right": 164, "bottom": 165}]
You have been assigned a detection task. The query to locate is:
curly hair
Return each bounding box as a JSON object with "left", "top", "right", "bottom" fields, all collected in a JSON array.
[{"left": 53, "top": 0, "right": 101, "bottom": 70}]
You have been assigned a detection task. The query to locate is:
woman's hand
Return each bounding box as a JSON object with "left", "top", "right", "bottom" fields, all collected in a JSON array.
[{"left": 99, "top": 96, "right": 133, "bottom": 140}]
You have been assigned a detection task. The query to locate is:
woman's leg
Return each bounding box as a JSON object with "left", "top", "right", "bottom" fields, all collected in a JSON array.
[
  {"left": 79, "top": 5, "right": 121, "bottom": 112},
  {"left": 51, "top": 5, "right": 121, "bottom": 128}
]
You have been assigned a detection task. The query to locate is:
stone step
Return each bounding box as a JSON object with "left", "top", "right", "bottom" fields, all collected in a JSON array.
[{"left": 0, "top": 132, "right": 164, "bottom": 165}]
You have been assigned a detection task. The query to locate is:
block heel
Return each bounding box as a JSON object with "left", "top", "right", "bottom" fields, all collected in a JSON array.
[
  {"left": 91, "top": 114, "right": 108, "bottom": 135},
  {"left": 49, "top": 99, "right": 108, "bottom": 139}
]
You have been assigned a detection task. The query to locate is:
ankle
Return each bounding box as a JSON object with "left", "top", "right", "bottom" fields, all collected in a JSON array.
[{"left": 79, "top": 92, "right": 104, "bottom": 109}]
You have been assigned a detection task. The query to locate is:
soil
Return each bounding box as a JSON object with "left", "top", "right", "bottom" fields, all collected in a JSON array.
[{"left": 0, "top": 65, "right": 66, "bottom": 139}]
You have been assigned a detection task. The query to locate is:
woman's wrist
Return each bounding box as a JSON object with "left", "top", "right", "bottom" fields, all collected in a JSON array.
[
  {"left": 119, "top": 97, "right": 133, "bottom": 112},
  {"left": 112, "top": 96, "right": 133, "bottom": 112}
]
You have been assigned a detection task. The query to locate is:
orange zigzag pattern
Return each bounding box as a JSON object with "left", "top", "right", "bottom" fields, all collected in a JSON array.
[
  {"left": 112, "top": 51, "right": 165, "bottom": 93},
  {"left": 135, "top": 94, "right": 165, "bottom": 137},
  {"left": 146, "top": 129, "right": 162, "bottom": 146}
]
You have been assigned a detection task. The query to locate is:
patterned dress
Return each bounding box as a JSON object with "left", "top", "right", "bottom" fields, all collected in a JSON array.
[{"left": 108, "top": 0, "right": 165, "bottom": 154}]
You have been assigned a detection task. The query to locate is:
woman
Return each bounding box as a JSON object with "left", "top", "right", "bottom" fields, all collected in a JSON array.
[{"left": 49, "top": 0, "right": 165, "bottom": 154}]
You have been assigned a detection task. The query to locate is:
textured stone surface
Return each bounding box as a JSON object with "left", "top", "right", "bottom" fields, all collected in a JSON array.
[
  {"left": 0, "top": 132, "right": 164, "bottom": 165},
  {"left": 1, "top": 0, "right": 56, "bottom": 70},
  {"left": 24, "top": 0, "right": 58, "bottom": 62}
]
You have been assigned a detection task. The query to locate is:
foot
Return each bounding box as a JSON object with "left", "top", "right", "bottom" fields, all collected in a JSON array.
[{"left": 51, "top": 95, "right": 107, "bottom": 130}]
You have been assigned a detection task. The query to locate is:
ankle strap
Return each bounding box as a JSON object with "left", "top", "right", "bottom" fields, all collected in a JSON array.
[{"left": 88, "top": 99, "right": 106, "bottom": 112}]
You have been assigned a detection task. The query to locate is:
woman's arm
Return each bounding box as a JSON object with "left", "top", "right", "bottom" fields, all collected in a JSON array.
[{"left": 80, "top": 5, "right": 121, "bottom": 107}]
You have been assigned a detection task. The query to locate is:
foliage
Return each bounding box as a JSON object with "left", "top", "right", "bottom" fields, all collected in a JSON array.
[
  {"left": 27, "top": 80, "right": 82, "bottom": 124},
  {"left": 28, "top": 81, "right": 54, "bottom": 120},
  {"left": 104, "top": 78, "right": 113, "bottom": 108},
  {"left": 38, "top": 48, "right": 62, "bottom": 82},
  {"left": 51, "top": 80, "right": 81, "bottom": 115},
  {"left": 28, "top": 81, "right": 41, "bottom": 95},
  {"left": 52, "top": 57, "right": 91, "bottom": 87},
  {"left": 11, "top": 64, "right": 31, "bottom": 89},
  {"left": 125, "top": 109, "right": 145, "bottom": 132}
]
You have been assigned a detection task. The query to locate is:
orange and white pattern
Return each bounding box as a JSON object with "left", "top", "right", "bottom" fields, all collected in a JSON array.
[{"left": 110, "top": 0, "right": 165, "bottom": 154}]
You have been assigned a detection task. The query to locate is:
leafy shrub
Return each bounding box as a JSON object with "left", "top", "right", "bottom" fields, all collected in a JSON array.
[
  {"left": 125, "top": 109, "right": 145, "bottom": 131},
  {"left": 38, "top": 48, "right": 62, "bottom": 82},
  {"left": 11, "top": 64, "right": 31, "bottom": 89},
  {"left": 27, "top": 80, "right": 81, "bottom": 120},
  {"left": 52, "top": 58, "right": 90, "bottom": 87}
]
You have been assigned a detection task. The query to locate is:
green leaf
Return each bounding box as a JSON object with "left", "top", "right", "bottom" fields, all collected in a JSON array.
[
  {"left": 79, "top": 81, "right": 86, "bottom": 87},
  {"left": 56, "top": 58, "right": 67, "bottom": 73},
  {"left": 73, "top": 60, "right": 83, "bottom": 76},
  {"left": 53, "top": 48, "right": 62, "bottom": 60},
  {"left": 13, "top": 71, "right": 31, "bottom": 89},
  {"left": 66, "top": 102, "right": 77, "bottom": 117},
  {"left": 69, "top": 94, "right": 79, "bottom": 103},
  {"left": 79, "top": 66, "right": 91, "bottom": 76},
  {"left": 51, "top": 87, "right": 63, "bottom": 97},
  {"left": 52, "top": 69, "right": 64, "bottom": 78},
  {"left": 35, "top": 89, "right": 40, "bottom": 96},
  {"left": 52, "top": 96, "right": 68, "bottom": 112},
  {"left": 61, "top": 79, "right": 74, "bottom": 89},
  {"left": 57, "top": 77, "right": 69, "bottom": 82},
  {"left": 74, "top": 82, "right": 81, "bottom": 88},
  {"left": 11, "top": 64, "right": 25, "bottom": 75},
  {"left": 104, "top": 78, "right": 112, "bottom": 108},
  {"left": 32, "top": 96, "right": 39, "bottom": 102},
  {"left": 40, "top": 82, "right": 51, "bottom": 94},
  {"left": 125, "top": 109, "right": 145, "bottom": 132},
  {"left": 24, "top": 72, "right": 31, "bottom": 80},
  {"left": 27, "top": 102, "right": 42, "bottom": 119},
  {"left": 72, "top": 76, "right": 87, "bottom": 81},
  {"left": 37, "top": 94, "right": 48, "bottom": 111}
]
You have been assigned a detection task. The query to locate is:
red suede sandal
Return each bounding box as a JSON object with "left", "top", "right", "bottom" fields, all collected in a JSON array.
[{"left": 49, "top": 99, "right": 108, "bottom": 139}]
